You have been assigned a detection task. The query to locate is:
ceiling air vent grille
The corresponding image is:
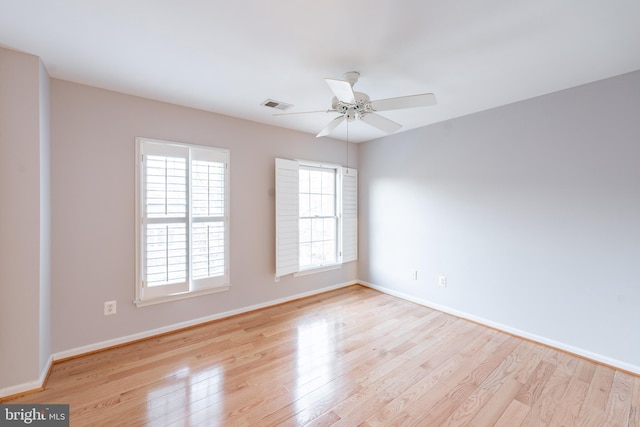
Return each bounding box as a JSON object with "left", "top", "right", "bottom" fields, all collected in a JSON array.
[{"left": 261, "top": 99, "right": 293, "bottom": 111}]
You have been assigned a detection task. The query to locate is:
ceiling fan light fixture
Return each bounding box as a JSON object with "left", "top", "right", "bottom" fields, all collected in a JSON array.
[{"left": 345, "top": 107, "right": 356, "bottom": 121}]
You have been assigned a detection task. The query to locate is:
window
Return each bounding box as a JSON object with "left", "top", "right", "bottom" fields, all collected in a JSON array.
[
  {"left": 275, "top": 158, "right": 357, "bottom": 277},
  {"left": 135, "top": 138, "right": 230, "bottom": 306},
  {"left": 298, "top": 166, "right": 338, "bottom": 269}
]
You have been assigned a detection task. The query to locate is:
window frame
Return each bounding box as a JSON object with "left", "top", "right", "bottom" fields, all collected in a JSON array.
[
  {"left": 275, "top": 158, "right": 357, "bottom": 278},
  {"left": 135, "top": 137, "right": 230, "bottom": 307},
  {"left": 298, "top": 164, "right": 339, "bottom": 271}
]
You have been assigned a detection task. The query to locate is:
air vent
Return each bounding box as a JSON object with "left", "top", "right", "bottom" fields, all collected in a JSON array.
[{"left": 261, "top": 99, "right": 293, "bottom": 111}]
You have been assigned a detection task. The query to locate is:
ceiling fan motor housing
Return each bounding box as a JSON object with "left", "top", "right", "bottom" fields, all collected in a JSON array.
[
  {"left": 342, "top": 71, "right": 360, "bottom": 86},
  {"left": 331, "top": 91, "right": 372, "bottom": 121}
]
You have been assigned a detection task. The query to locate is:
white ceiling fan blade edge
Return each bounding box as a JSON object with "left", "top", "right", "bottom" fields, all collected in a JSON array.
[
  {"left": 273, "top": 109, "right": 335, "bottom": 116},
  {"left": 360, "top": 113, "right": 402, "bottom": 133},
  {"left": 325, "top": 78, "right": 356, "bottom": 104},
  {"left": 370, "top": 93, "right": 436, "bottom": 111},
  {"left": 316, "top": 115, "right": 346, "bottom": 137}
]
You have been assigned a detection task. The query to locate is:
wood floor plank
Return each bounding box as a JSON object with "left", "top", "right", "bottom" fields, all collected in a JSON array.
[
  {"left": 577, "top": 363, "right": 617, "bottom": 426},
  {"left": 359, "top": 324, "right": 490, "bottom": 426},
  {"left": 467, "top": 378, "right": 524, "bottom": 426},
  {"left": 494, "top": 397, "right": 531, "bottom": 426},
  {"left": 412, "top": 335, "right": 521, "bottom": 426},
  {"left": 629, "top": 375, "right": 640, "bottom": 427},
  {"left": 604, "top": 370, "right": 634, "bottom": 427},
  {"left": 440, "top": 340, "right": 534, "bottom": 426},
  {"left": 510, "top": 344, "right": 550, "bottom": 384},
  {"left": 520, "top": 364, "right": 571, "bottom": 426},
  {"left": 515, "top": 360, "right": 557, "bottom": 407},
  {"left": 5, "top": 285, "right": 640, "bottom": 426},
  {"left": 548, "top": 376, "right": 590, "bottom": 426},
  {"left": 362, "top": 326, "right": 499, "bottom": 426}
]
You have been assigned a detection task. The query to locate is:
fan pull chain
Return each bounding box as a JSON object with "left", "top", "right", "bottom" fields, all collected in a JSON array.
[{"left": 345, "top": 119, "right": 349, "bottom": 173}]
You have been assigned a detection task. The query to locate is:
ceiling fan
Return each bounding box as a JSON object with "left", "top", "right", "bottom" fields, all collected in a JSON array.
[{"left": 276, "top": 71, "right": 437, "bottom": 138}]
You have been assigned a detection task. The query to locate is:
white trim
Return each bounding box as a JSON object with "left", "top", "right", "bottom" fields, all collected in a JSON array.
[
  {"left": 136, "top": 137, "right": 230, "bottom": 157},
  {"left": 53, "top": 280, "right": 358, "bottom": 361},
  {"left": 134, "top": 285, "right": 231, "bottom": 308},
  {"left": 296, "top": 159, "right": 341, "bottom": 169},
  {"left": 0, "top": 355, "right": 53, "bottom": 400},
  {"left": 359, "top": 281, "right": 640, "bottom": 376},
  {"left": 294, "top": 264, "right": 341, "bottom": 277}
]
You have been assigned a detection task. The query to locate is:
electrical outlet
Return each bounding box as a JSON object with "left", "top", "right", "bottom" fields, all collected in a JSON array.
[
  {"left": 104, "top": 300, "right": 117, "bottom": 316},
  {"left": 412, "top": 270, "right": 418, "bottom": 280},
  {"left": 438, "top": 275, "right": 447, "bottom": 287}
]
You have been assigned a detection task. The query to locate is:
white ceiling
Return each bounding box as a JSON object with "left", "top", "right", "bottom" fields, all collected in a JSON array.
[{"left": 2, "top": 1, "right": 639, "bottom": 142}]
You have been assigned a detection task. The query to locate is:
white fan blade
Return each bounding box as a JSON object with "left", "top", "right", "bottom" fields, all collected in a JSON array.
[
  {"left": 325, "top": 78, "right": 356, "bottom": 104},
  {"left": 316, "top": 115, "right": 346, "bottom": 137},
  {"left": 370, "top": 93, "right": 436, "bottom": 111},
  {"left": 360, "top": 113, "right": 402, "bottom": 133},
  {"left": 273, "top": 109, "right": 334, "bottom": 116}
]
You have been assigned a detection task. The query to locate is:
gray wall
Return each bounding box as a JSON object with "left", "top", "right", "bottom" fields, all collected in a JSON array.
[
  {"left": 38, "top": 57, "right": 52, "bottom": 379},
  {"left": 358, "top": 70, "right": 640, "bottom": 371},
  {"left": 0, "top": 48, "right": 51, "bottom": 391},
  {"left": 50, "top": 79, "right": 358, "bottom": 355}
]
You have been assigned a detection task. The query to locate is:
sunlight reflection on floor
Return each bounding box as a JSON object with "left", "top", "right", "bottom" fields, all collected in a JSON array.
[
  {"left": 295, "top": 318, "right": 340, "bottom": 423},
  {"left": 146, "top": 365, "right": 225, "bottom": 425}
]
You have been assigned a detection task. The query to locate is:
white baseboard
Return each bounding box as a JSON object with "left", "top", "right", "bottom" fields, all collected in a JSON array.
[
  {"left": 360, "top": 281, "right": 640, "bottom": 376},
  {"left": 0, "top": 355, "right": 53, "bottom": 401},
  {"left": 53, "top": 280, "right": 358, "bottom": 361}
]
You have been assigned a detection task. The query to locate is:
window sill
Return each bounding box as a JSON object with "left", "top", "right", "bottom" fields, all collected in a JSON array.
[
  {"left": 294, "top": 264, "right": 341, "bottom": 277},
  {"left": 135, "top": 285, "right": 231, "bottom": 308}
]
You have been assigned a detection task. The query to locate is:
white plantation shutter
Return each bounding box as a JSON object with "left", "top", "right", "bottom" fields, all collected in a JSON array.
[
  {"left": 192, "top": 222, "right": 224, "bottom": 278},
  {"left": 275, "top": 158, "right": 299, "bottom": 277},
  {"left": 141, "top": 144, "right": 190, "bottom": 299},
  {"left": 340, "top": 167, "right": 358, "bottom": 263},
  {"left": 136, "top": 138, "right": 230, "bottom": 304},
  {"left": 190, "top": 148, "right": 229, "bottom": 289}
]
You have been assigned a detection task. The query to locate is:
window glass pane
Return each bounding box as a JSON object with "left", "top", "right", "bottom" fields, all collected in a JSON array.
[
  {"left": 323, "top": 240, "right": 337, "bottom": 264},
  {"left": 300, "top": 218, "right": 312, "bottom": 244},
  {"left": 309, "top": 194, "right": 322, "bottom": 216},
  {"left": 192, "top": 222, "right": 225, "bottom": 279},
  {"left": 309, "top": 170, "right": 322, "bottom": 193},
  {"left": 321, "top": 171, "right": 334, "bottom": 193},
  {"left": 321, "top": 195, "right": 335, "bottom": 216},
  {"left": 299, "top": 243, "right": 312, "bottom": 268},
  {"left": 323, "top": 218, "right": 336, "bottom": 240},
  {"left": 311, "top": 217, "right": 324, "bottom": 241},
  {"left": 299, "top": 194, "right": 310, "bottom": 217},
  {"left": 311, "top": 241, "right": 324, "bottom": 266},
  {"left": 299, "top": 169, "right": 310, "bottom": 193},
  {"left": 145, "top": 223, "right": 187, "bottom": 285}
]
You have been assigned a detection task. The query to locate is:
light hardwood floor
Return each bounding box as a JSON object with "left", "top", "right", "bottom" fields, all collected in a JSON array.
[{"left": 6, "top": 285, "right": 640, "bottom": 426}]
